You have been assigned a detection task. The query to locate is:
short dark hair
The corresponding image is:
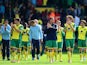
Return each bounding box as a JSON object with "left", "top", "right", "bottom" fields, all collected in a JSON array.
[
  {"left": 4, "top": 19, "right": 9, "bottom": 23},
  {"left": 4, "top": 19, "right": 9, "bottom": 21},
  {"left": 30, "top": 20, "right": 35, "bottom": 26}
]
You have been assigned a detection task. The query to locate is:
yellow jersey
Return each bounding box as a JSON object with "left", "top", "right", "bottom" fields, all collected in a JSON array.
[
  {"left": 64, "top": 23, "right": 75, "bottom": 39},
  {"left": 11, "top": 24, "right": 23, "bottom": 39},
  {"left": 22, "top": 28, "right": 30, "bottom": 42},
  {"left": 78, "top": 26, "right": 87, "bottom": 40},
  {"left": 57, "top": 27, "right": 64, "bottom": 42}
]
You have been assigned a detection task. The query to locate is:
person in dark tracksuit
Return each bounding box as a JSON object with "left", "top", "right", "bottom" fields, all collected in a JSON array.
[
  {"left": 30, "top": 20, "right": 43, "bottom": 60},
  {"left": 0, "top": 19, "right": 11, "bottom": 60}
]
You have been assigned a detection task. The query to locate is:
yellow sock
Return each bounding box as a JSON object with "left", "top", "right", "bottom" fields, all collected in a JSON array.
[
  {"left": 49, "top": 51, "right": 51, "bottom": 62},
  {"left": 17, "top": 48, "right": 21, "bottom": 62},
  {"left": 0, "top": 51, "right": 2, "bottom": 58},
  {"left": 26, "top": 48, "right": 28, "bottom": 59},
  {"left": 80, "top": 53, "right": 83, "bottom": 60},
  {"left": 46, "top": 51, "right": 49, "bottom": 59},
  {"left": 23, "top": 50, "right": 25, "bottom": 58},
  {"left": 22, "top": 50, "right": 25, "bottom": 58},
  {"left": 11, "top": 52, "right": 14, "bottom": 60},
  {"left": 54, "top": 51, "right": 57, "bottom": 61},
  {"left": 11, "top": 51, "right": 16, "bottom": 60},
  {"left": 26, "top": 51, "right": 28, "bottom": 59},
  {"left": 50, "top": 50, "right": 54, "bottom": 61},
  {"left": 83, "top": 52, "right": 86, "bottom": 58},
  {"left": 59, "top": 52, "right": 62, "bottom": 61},
  {"left": 28, "top": 47, "right": 30, "bottom": 57},
  {"left": 24, "top": 50, "right": 28, "bottom": 60},
  {"left": 27, "top": 49, "right": 30, "bottom": 59},
  {"left": 17, "top": 53, "right": 21, "bottom": 61},
  {"left": 51, "top": 51, "right": 54, "bottom": 58},
  {"left": 68, "top": 51, "right": 71, "bottom": 61}
]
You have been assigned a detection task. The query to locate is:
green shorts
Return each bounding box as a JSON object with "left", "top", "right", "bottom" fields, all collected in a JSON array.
[
  {"left": 65, "top": 39, "right": 74, "bottom": 48},
  {"left": 78, "top": 39, "right": 87, "bottom": 48},
  {"left": 57, "top": 42, "right": 63, "bottom": 49},
  {"left": 11, "top": 39, "right": 21, "bottom": 48},
  {"left": 46, "top": 40, "right": 57, "bottom": 49},
  {"left": 22, "top": 41, "right": 30, "bottom": 47}
]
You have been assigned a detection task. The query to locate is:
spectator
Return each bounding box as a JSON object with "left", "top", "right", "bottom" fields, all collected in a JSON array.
[
  {"left": 67, "top": 0, "right": 74, "bottom": 6},
  {"left": 74, "top": 5, "right": 81, "bottom": 17},
  {"left": 19, "top": 5, "right": 27, "bottom": 22},
  {"left": 31, "top": 0, "right": 37, "bottom": 6},
  {"left": 67, "top": 6, "right": 75, "bottom": 18},
  {"left": 80, "top": 5, "right": 85, "bottom": 19},
  {"left": 55, "top": 9, "right": 61, "bottom": 21},
  {"left": 37, "top": 0, "right": 43, "bottom": 6},
  {"left": 60, "top": 8, "right": 67, "bottom": 26},
  {"left": 0, "top": 3, "right": 5, "bottom": 19},
  {"left": 41, "top": 10, "right": 48, "bottom": 26},
  {"left": 5, "top": 4, "right": 14, "bottom": 23}
]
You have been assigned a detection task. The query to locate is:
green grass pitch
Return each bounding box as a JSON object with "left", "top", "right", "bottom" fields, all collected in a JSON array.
[{"left": 0, "top": 54, "right": 87, "bottom": 65}]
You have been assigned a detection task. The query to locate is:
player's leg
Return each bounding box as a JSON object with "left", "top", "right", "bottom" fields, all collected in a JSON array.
[
  {"left": 31, "top": 39, "right": 36, "bottom": 60},
  {"left": 49, "top": 48, "right": 54, "bottom": 63},
  {"left": 11, "top": 39, "right": 17, "bottom": 62},
  {"left": 68, "top": 39, "right": 74, "bottom": 63},
  {"left": 21, "top": 42, "right": 24, "bottom": 60},
  {"left": 54, "top": 43, "right": 58, "bottom": 61},
  {"left": 70, "top": 39, "right": 75, "bottom": 62},
  {"left": 83, "top": 48, "right": 86, "bottom": 61},
  {"left": 58, "top": 42, "right": 63, "bottom": 62},
  {"left": 78, "top": 40, "right": 83, "bottom": 61},
  {"left": 27, "top": 42, "right": 31, "bottom": 57},
  {"left": 2, "top": 39, "right": 6, "bottom": 60},
  {"left": 16, "top": 40, "right": 21, "bottom": 63},
  {"left": 6, "top": 40, "right": 10, "bottom": 60},
  {"left": 17, "top": 48, "right": 21, "bottom": 63},
  {"left": 79, "top": 48, "right": 83, "bottom": 62},
  {"left": 70, "top": 39, "right": 75, "bottom": 55},
  {"left": 50, "top": 40, "right": 57, "bottom": 63},
  {"left": 46, "top": 40, "right": 54, "bottom": 63},
  {"left": 45, "top": 41, "right": 50, "bottom": 59},
  {"left": 66, "top": 39, "right": 72, "bottom": 63},
  {"left": 48, "top": 41, "right": 53, "bottom": 63},
  {"left": 11, "top": 47, "right": 17, "bottom": 62},
  {"left": 27, "top": 42, "right": 31, "bottom": 59},
  {"left": 67, "top": 48, "right": 72, "bottom": 63},
  {"left": 36, "top": 40, "right": 40, "bottom": 60},
  {"left": 45, "top": 47, "right": 49, "bottom": 59},
  {"left": 23, "top": 42, "right": 28, "bottom": 60},
  {"left": 83, "top": 40, "right": 87, "bottom": 61},
  {"left": 21, "top": 42, "right": 27, "bottom": 60}
]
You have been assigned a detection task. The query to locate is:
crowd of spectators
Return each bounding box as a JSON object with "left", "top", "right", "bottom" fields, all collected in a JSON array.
[{"left": 0, "top": 0, "right": 87, "bottom": 27}]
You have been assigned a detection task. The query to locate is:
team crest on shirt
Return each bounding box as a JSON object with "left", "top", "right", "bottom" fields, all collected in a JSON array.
[
  {"left": 68, "top": 28, "right": 70, "bottom": 30},
  {"left": 80, "top": 30, "right": 83, "bottom": 32}
]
